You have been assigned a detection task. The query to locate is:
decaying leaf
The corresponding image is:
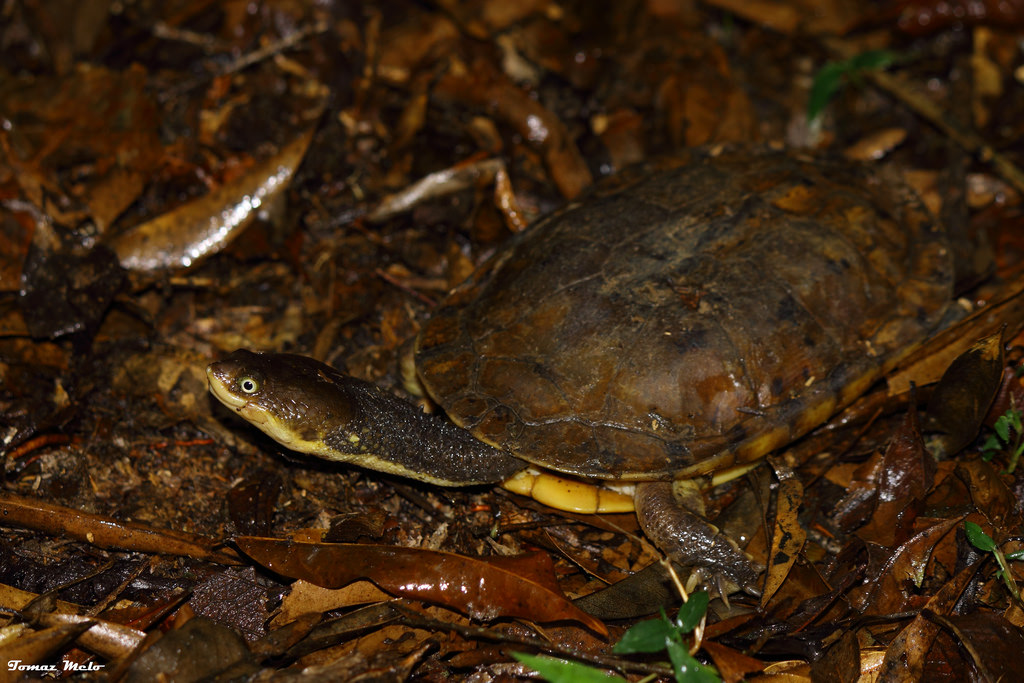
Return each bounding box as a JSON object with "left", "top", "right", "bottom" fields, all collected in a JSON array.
[
  {"left": 702, "top": 639, "right": 766, "bottom": 683},
  {"left": 573, "top": 562, "right": 681, "bottom": 620},
  {"left": 809, "top": 629, "right": 860, "bottom": 683},
  {"left": 120, "top": 616, "right": 252, "bottom": 682},
  {"left": 876, "top": 562, "right": 980, "bottom": 682},
  {"left": 0, "top": 622, "right": 94, "bottom": 677},
  {"left": 761, "top": 459, "right": 805, "bottom": 607},
  {"left": 926, "top": 331, "right": 1004, "bottom": 457},
  {"left": 854, "top": 516, "right": 964, "bottom": 616},
  {"left": 922, "top": 609, "right": 1024, "bottom": 682},
  {"left": 832, "top": 404, "right": 935, "bottom": 547},
  {"left": 235, "top": 537, "right": 608, "bottom": 635}
]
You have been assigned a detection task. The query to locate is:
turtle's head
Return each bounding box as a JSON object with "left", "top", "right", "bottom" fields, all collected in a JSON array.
[
  {"left": 207, "top": 349, "right": 526, "bottom": 485},
  {"left": 207, "top": 349, "right": 355, "bottom": 453}
]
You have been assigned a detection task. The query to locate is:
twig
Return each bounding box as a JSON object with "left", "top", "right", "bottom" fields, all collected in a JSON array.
[
  {"left": 388, "top": 601, "right": 673, "bottom": 678},
  {"left": 159, "top": 21, "right": 329, "bottom": 102}
]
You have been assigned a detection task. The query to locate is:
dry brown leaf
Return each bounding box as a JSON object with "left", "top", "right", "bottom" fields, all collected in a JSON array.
[
  {"left": 273, "top": 580, "right": 392, "bottom": 628},
  {"left": 761, "top": 459, "right": 805, "bottom": 607}
]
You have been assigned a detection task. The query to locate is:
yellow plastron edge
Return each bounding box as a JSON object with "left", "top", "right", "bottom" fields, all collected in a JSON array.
[{"left": 501, "top": 469, "right": 636, "bottom": 514}]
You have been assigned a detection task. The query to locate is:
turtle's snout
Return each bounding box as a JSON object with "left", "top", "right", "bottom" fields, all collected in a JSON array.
[
  {"left": 206, "top": 353, "right": 260, "bottom": 410},
  {"left": 206, "top": 361, "right": 226, "bottom": 387}
]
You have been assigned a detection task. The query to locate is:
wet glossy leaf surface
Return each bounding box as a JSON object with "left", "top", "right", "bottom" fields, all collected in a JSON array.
[{"left": 235, "top": 536, "right": 608, "bottom": 635}]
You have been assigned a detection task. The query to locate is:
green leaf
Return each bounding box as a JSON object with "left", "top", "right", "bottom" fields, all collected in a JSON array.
[
  {"left": 981, "top": 434, "right": 1004, "bottom": 453},
  {"left": 807, "top": 62, "right": 846, "bottom": 123},
  {"left": 613, "top": 616, "right": 675, "bottom": 654},
  {"left": 511, "top": 653, "right": 628, "bottom": 683},
  {"left": 664, "top": 637, "right": 720, "bottom": 683},
  {"left": 995, "top": 414, "right": 1012, "bottom": 442},
  {"left": 1006, "top": 550, "right": 1024, "bottom": 561},
  {"left": 965, "top": 521, "right": 997, "bottom": 552},
  {"left": 676, "top": 591, "right": 710, "bottom": 632},
  {"left": 847, "top": 49, "right": 897, "bottom": 72},
  {"left": 807, "top": 49, "right": 897, "bottom": 123}
]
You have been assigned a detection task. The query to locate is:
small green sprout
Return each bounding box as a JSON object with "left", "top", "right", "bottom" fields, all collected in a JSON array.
[
  {"left": 808, "top": 50, "right": 898, "bottom": 124},
  {"left": 513, "top": 591, "right": 721, "bottom": 683},
  {"left": 964, "top": 521, "right": 1023, "bottom": 604},
  {"left": 980, "top": 407, "right": 1024, "bottom": 474}
]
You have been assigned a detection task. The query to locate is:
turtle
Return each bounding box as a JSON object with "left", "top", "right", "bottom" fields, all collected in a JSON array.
[{"left": 207, "top": 146, "right": 966, "bottom": 590}]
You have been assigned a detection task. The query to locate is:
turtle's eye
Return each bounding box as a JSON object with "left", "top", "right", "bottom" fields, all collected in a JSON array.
[{"left": 238, "top": 377, "right": 261, "bottom": 394}]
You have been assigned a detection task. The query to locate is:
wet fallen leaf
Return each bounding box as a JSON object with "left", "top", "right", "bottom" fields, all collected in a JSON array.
[
  {"left": 887, "top": 273, "right": 1024, "bottom": 395},
  {"left": 897, "top": 0, "right": 1024, "bottom": 35},
  {"left": 108, "top": 128, "right": 314, "bottom": 272},
  {"left": 432, "top": 53, "right": 592, "bottom": 199},
  {"left": 843, "top": 128, "right": 907, "bottom": 161},
  {"left": 702, "top": 639, "right": 766, "bottom": 683},
  {"left": 957, "top": 459, "right": 1020, "bottom": 527},
  {"left": 926, "top": 331, "right": 1003, "bottom": 457},
  {"left": 809, "top": 629, "right": 859, "bottom": 683},
  {"left": 703, "top": 0, "right": 861, "bottom": 34},
  {"left": 366, "top": 158, "right": 507, "bottom": 223},
  {"left": 833, "top": 405, "right": 935, "bottom": 547},
  {"left": 923, "top": 609, "right": 1024, "bottom": 681},
  {"left": 0, "top": 64, "right": 162, "bottom": 230},
  {"left": 875, "top": 562, "right": 979, "bottom": 682},
  {"left": 226, "top": 469, "right": 283, "bottom": 537},
  {"left": 0, "top": 207, "right": 35, "bottom": 293},
  {"left": 234, "top": 537, "right": 607, "bottom": 636},
  {"left": 573, "top": 562, "right": 681, "bottom": 620},
  {"left": 854, "top": 515, "right": 964, "bottom": 616}
]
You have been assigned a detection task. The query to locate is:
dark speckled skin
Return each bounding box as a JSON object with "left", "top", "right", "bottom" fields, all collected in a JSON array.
[{"left": 208, "top": 350, "right": 525, "bottom": 485}]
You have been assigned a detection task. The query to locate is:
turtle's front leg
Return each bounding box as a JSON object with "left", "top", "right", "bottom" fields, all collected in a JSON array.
[{"left": 634, "top": 481, "right": 762, "bottom": 592}]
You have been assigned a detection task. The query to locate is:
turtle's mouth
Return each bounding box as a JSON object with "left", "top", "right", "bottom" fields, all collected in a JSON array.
[{"left": 206, "top": 367, "right": 247, "bottom": 410}]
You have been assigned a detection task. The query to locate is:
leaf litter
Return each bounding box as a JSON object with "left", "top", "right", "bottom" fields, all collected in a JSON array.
[{"left": 1, "top": 0, "right": 1024, "bottom": 680}]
